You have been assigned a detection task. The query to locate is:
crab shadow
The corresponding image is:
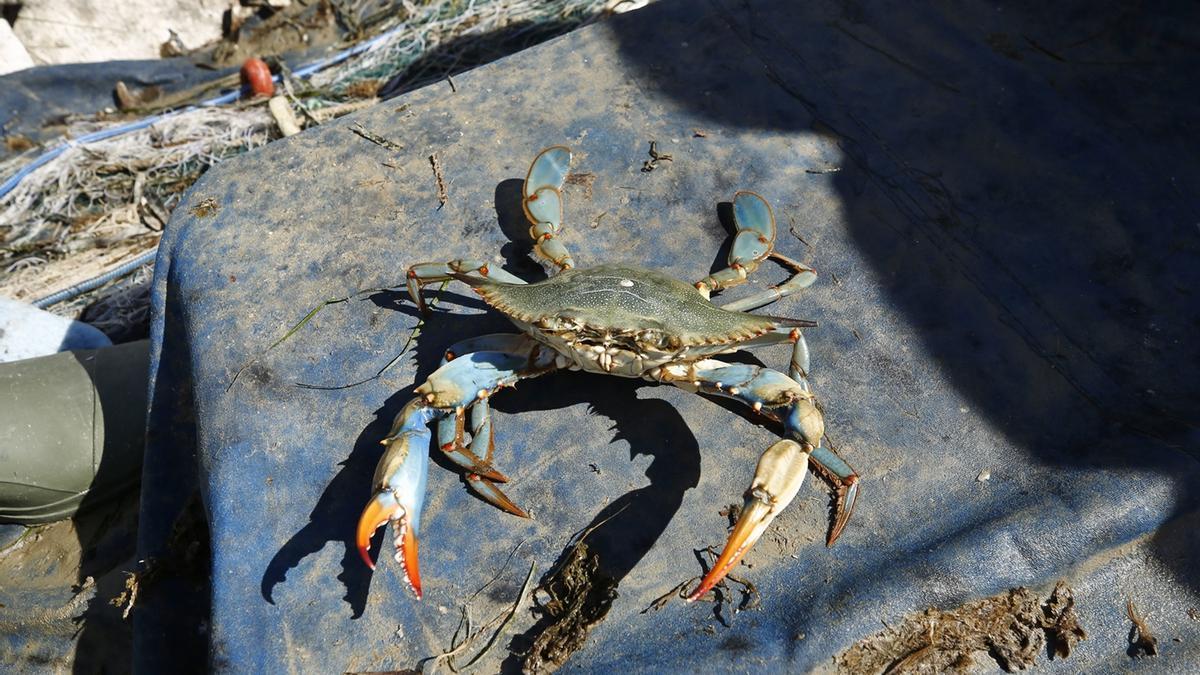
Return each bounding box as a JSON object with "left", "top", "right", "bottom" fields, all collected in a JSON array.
[
  {"left": 599, "top": 0, "right": 1200, "bottom": 656},
  {"left": 260, "top": 304, "right": 702, "bottom": 619}
]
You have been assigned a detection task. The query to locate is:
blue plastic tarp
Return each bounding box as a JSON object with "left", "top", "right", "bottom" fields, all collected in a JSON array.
[{"left": 137, "top": 0, "right": 1200, "bottom": 671}]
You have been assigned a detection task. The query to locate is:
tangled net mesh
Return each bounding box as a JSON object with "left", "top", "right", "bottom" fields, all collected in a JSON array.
[{"left": 0, "top": 0, "right": 633, "bottom": 334}]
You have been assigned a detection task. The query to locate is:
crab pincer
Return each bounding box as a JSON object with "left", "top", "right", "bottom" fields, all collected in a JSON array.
[
  {"left": 357, "top": 399, "right": 433, "bottom": 598},
  {"left": 358, "top": 346, "right": 555, "bottom": 597},
  {"left": 687, "top": 440, "right": 811, "bottom": 601}
]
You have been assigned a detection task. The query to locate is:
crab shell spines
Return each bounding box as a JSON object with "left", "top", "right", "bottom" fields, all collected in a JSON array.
[{"left": 471, "top": 264, "right": 779, "bottom": 349}]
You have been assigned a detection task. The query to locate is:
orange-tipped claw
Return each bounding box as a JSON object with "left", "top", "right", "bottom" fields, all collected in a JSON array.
[
  {"left": 357, "top": 492, "right": 399, "bottom": 570},
  {"left": 398, "top": 520, "right": 422, "bottom": 599},
  {"left": 686, "top": 440, "right": 810, "bottom": 602},
  {"left": 687, "top": 499, "right": 772, "bottom": 601},
  {"left": 357, "top": 491, "right": 423, "bottom": 599}
]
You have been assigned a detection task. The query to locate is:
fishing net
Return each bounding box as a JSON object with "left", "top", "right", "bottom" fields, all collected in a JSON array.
[{"left": 0, "top": 0, "right": 640, "bottom": 335}]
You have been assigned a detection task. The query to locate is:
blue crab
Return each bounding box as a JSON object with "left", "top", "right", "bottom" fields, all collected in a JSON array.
[{"left": 357, "top": 146, "right": 859, "bottom": 601}]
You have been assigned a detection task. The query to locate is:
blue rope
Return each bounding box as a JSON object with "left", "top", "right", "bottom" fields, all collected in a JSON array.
[{"left": 32, "top": 249, "right": 158, "bottom": 308}]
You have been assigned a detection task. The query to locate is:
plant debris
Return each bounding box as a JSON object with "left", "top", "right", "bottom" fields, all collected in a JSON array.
[
  {"left": 640, "top": 140, "right": 673, "bottom": 172},
  {"left": 685, "top": 545, "right": 760, "bottom": 626},
  {"left": 642, "top": 578, "right": 693, "bottom": 614},
  {"left": 426, "top": 560, "right": 537, "bottom": 673},
  {"left": 5, "top": 133, "right": 35, "bottom": 153},
  {"left": 189, "top": 197, "right": 219, "bottom": 218},
  {"left": 719, "top": 502, "right": 742, "bottom": 529},
  {"left": 521, "top": 541, "right": 618, "bottom": 674},
  {"left": 110, "top": 492, "right": 210, "bottom": 620},
  {"left": 1126, "top": 599, "right": 1158, "bottom": 657},
  {"left": 430, "top": 152, "right": 449, "bottom": 209},
  {"left": 564, "top": 172, "right": 596, "bottom": 199},
  {"left": 836, "top": 581, "right": 1086, "bottom": 673},
  {"left": 350, "top": 123, "right": 404, "bottom": 153}
]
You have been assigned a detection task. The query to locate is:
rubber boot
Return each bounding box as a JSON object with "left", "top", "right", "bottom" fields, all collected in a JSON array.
[{"left": 0, "top": 340, "right": 148, "bottom": 524}]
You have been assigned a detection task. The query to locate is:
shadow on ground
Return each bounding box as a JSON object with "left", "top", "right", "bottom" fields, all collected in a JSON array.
[{"left": 603, "top": 0, "right": 1200, "bottom": 598}]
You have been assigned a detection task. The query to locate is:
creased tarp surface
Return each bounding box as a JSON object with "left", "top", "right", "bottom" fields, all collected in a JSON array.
[
  {"left": 139, "top": 0, "right": 1200, "bottom": 671},
  {"left": 0, "top": 59, "right": 224, "bottom": 155}
]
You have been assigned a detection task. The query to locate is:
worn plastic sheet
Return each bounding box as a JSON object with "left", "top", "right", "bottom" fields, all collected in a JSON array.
[
  {"left": 139, "top": 0, "right": 1200, "bottom": 671},
  {"left": 0, "top": 58, "right": 223, "bottom": 156}
]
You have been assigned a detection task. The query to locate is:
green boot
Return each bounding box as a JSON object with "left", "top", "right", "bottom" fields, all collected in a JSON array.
[{"left": 0, "top": 340, "right": 148, "bottom": 524}]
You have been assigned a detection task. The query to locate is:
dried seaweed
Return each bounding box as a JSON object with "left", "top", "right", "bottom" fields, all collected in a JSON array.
[
  {"left": 837, "top": 581, "right": 1086, "bottom": 673},
  {"left": 521, "top": 542, "right": 618, "bottom": 674}
]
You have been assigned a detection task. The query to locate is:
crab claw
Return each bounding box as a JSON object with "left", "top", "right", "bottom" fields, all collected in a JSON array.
[
  {"left": 687, "top": 440, "right": 810, "bottom": 602},
  {"left": 358, "top": 400, "right": 431, "bottom": 599},
  {"left": 357, "top": 491, "right": 423, "bottom": 599}
]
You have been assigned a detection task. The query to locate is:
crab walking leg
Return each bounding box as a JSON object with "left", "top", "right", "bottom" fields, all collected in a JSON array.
[
  {"left": 696, "top": 191, "right": 810, "bottom": 302},
  {"left": 523, "top": 145, "right": 575, "bottom": 272},
  {"left": 432, "top": 334, "right": 543, "bottom": 517},
  {"left": 406, "top": 260, "right": 527, "bottom": 313},
  {"left": 460, "top": 402, "right": 533, "bottom": 518},
  {"left": 809, "top": 444, "right": 859, "bottom": 545},
  {"left": 789, "top": 328, "right": 812, "bottom": 391},
  {"left": 718, "top": 253, "right": 817, "bottom": 313},
  {"left": 358, "top": 345, "right": 558, "bottom": 597},
  {"left": 655, "top": 359, "right": 859, "bottom": 599},
  {"left": 433, "top": 334, "right": 530, "bottom": 481},
  {"left": 737, "top": 326, "right": 815, "bottom": 393},
  {"left": 433, "top": 402, "right": 529, "bottom": 517}
]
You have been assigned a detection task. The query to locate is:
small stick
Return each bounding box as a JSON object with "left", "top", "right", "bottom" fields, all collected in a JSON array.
[
  {"left": 570, "top": 503, "right": 630, "bottom": 547},
  {"left": 269, "top": 96, "right": 302, "bottom": 137},
  {"left": 350, "top": 123, "right": 404, "bottom": 152},
  {"left": 426, "top": 607, "right": 475, "bottom": 673},
  {"left": 430, "top": 153, "right": 449, "bottom": 209},
  {"left": 1127, "top": 599, "right": 1158, "bottom": 657},
  {"left": 788, "top": 216, "right": 813, "bottom": 248},
  {"left": 276, "top": 61, "right": 321, "bottom": 128},
  {"left": 452, "top": 560, "right": 537, "bottom": 671},
  {"left": 310, "top": 98, "right": 377, "bottom": 123},
  {"left": 641, "top": 579, "right": 695, "bottom": 613},
  {"left": 641, "top": 140, "right": 673, "bottom": 172}
]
